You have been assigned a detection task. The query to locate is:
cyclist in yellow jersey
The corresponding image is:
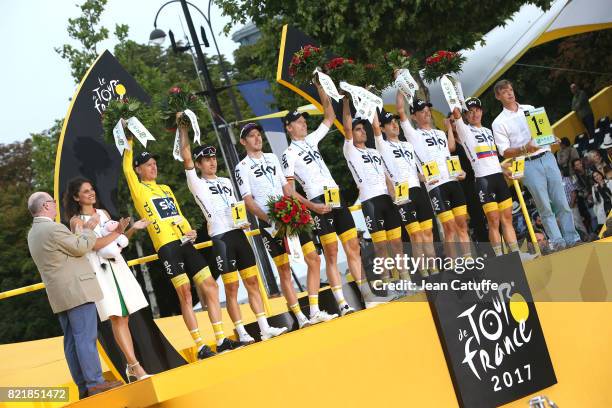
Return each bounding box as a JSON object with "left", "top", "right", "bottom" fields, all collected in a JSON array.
[{"left": 122, "top": 133, "right": 241, "bottom": 358}]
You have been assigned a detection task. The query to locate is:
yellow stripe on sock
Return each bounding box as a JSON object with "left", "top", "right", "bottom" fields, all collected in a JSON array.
[
  {"left": 211, "top": 322, "right": 225, "bottom": 341},
  {"left": 308, "top": 295, "right": 319, "bottom": 305},
  {"left": 190, "top": 329, "right": 205, "bottom": 348},
  {"left": 289, "top": 303, "right": 301, "bottom": 315}
]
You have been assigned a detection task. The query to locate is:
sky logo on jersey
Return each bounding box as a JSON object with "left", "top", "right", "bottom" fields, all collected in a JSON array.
[
  {"left": 475, "top": 145, "right": 497, "bottom": 159},
  {"left": 425, "top": 135, "right": 447, "bottom": 148},
  {"left": 362, "top": 154, "right": 383, "bottom": 165},
  {"left": 254, "top": 164, "right": 277, "bottom": 177},
  {"left": 300, "top": 149, "right": 322, "bottom": 165},
  {"left": 474, "top": 132, "right": 495, "bottom": 144},
  {"left": 152, "top": 197, "right": 179, "bottom": 219},
  {"left": 393, "top": 148, "right": 414, "bottom": 160},
  {"left": 209, "top": 184, "right": 232, "bottom": 195}
]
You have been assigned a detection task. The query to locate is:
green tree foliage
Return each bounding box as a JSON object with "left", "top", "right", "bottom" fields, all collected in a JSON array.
[
  {"left": 54, "top": 0, "right": 130, "bottom": 83},
  {"left": 0, "top": 140, "right": 61, "bottom": 343},
  {"left": 479, "top": 29, "right": 612, "bottom": 130},
  {"left": 218, "top": 0, "right": 552, "bottom": 59},
  {"left": 30, "top": 120, "right": 62, "bottom": 193}
]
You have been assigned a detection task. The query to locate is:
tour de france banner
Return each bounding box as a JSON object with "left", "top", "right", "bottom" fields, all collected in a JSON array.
[
  {"left": 55, "top": 50, "right": 187, "bottom": 379},
  {"left": 55, "top": 49, "right": 150, "bottom": 220},
  {"left": 425, "top": 253, "right": 557, "bottom": 408}
]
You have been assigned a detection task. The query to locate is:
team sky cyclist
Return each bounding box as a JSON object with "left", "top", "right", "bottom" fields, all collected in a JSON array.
[
  {"left": 451, "top": 98, "right": 521, "bottom": 257},
  {"left": 341, "top": 97, "right": 407, "bottom": 284},
  {"left": 177, "top": 117, "right": 288, "bottom": 343},
  {"left": 236, "top": 122, "right": 338, "bottom": 328},
  {"left": 376, "top": 100, "right": 438, "bottom": 277},
  {"left": 122, "top": 127, "right": 238, "bottom": 359},
  {"left": 396, "top": 93, "right": 472, "bottom": 261},
  {"left": 282, "top": 79, "right": 375, "bottom": 308}
]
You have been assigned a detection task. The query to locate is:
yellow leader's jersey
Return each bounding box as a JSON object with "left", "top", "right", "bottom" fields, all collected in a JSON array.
[{"left": 123, "top": 140, "right": 191, "bottom": 251}]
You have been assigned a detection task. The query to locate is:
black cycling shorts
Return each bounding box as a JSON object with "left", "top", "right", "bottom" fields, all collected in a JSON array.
[
  {"left": 428, "top": 181, "right": 468, "bottom": 223},
  {"left": 310, "top": 193, "right": 357, "bottom": 245},
  {"left": 397, "top": 186, "right": 435, "bottom": 233},
  {"left": 211, "top": 229, "right": 259, "bottom": 285},
  {"left": 475, "top": 172, "right": 512, "bottom": 214},
  {"left": 157, "top": 239, "right": 211, "bottom": 288},
  {"left": 258, "top": 220, "right": 316, "bottom": 267},
  {"left": 361, "top": 194, "right": 403, "bottom": 243}
]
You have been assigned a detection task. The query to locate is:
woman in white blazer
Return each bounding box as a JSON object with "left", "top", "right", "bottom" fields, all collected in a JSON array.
[{"left": 64, "top": 178, "right": 151, "bottom": 382}]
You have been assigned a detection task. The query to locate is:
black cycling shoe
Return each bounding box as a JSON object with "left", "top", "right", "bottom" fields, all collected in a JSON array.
[
  {"left": 197, "top": 345, "right": 216, "bottom": 360},
  {"left": 216, "top": 337, "right": 244, "bottom": 353}
]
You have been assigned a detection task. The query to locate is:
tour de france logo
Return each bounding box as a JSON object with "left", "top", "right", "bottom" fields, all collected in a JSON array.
[
  {"left": 92, "top": 77, "right": 127, "bottom": 115},
  {"left": 457, "top": 283, "right": 532, "bottom": 392}
]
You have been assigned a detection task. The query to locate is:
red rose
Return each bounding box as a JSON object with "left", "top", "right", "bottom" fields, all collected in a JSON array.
[
  {"left": 281, "top": 214, "right": 291, "bottom": 223},
  {"left": 400, "top": 49, "right": 410, "bottom": 57},
  {"left": 289, "top": 67, "right": 296, "bottom": 77},
  {"left": 304, "top": 49, "right": 311, "bottom": 58},
  {"left": 300, "top": 214, "right": 310, "bottom": 224},
  {"left": 169, "top": 86, "right": 181, "bottom": 94}
]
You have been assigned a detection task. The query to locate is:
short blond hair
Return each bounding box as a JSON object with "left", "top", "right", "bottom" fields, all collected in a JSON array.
[{"left": 494, "top": 79, "right": 513, "bottom": 95}]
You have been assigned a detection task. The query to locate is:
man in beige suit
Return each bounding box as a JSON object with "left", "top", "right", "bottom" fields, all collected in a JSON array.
[{"left": 27, "top": 191, "right": 121, "bottom": 399}]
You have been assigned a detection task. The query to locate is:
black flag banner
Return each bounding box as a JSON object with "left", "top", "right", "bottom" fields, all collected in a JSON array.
[
  {"left": 426, "top": 253, "right": 557, "bottom": 408},
  {"left": 54, "top": 50, "right": 150, "bottom": 220},
  {"left": 54, "top": 50, "right": 186, "bottom": 381},
  {"left": 276, "top": 24, "right": 347, "bottom": 134}
]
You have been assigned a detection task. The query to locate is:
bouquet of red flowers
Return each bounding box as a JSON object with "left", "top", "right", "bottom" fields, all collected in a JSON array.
[
  {"left": 325, "top": 57, "right": 364, "bottom": 85},
  {"left": 160, "top": 85, "right": 204, "bottom": 132},
  {"left": 288, "top": 44, "right": 326, "bottom": 86},
  {"left": 266, "top": 195, "right": 313, "bottom": 237},
  {"left": 384, "top": 49, "right": 421, "bottom": 76},
  {"left": 362, "top": 63, "right": 392, "bottom": 93},
  {"left": 423, "top": 50, "right": 466, "bottom": 82},
  {"left": 101, "top": 97, "right": 148, "bottom": 145}
]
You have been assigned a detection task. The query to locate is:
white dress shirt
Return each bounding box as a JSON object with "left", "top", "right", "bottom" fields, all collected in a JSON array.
[{"left": 492, "top": 103, "right": 549, "bottom": 157}]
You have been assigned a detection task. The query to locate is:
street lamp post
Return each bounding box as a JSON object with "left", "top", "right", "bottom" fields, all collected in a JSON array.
[{"left": 150, "top": 0, "right": 280, "bottom": 295}]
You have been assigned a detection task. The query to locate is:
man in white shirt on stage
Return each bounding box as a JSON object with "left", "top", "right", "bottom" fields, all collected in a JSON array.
[{"left": 492, "top": 79, "right": 580, "bottom": 251}]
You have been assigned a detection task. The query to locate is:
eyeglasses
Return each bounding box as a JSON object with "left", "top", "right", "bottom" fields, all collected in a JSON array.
[{"left": 194, "top": 146, "right": 216, "bottom": 159}]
